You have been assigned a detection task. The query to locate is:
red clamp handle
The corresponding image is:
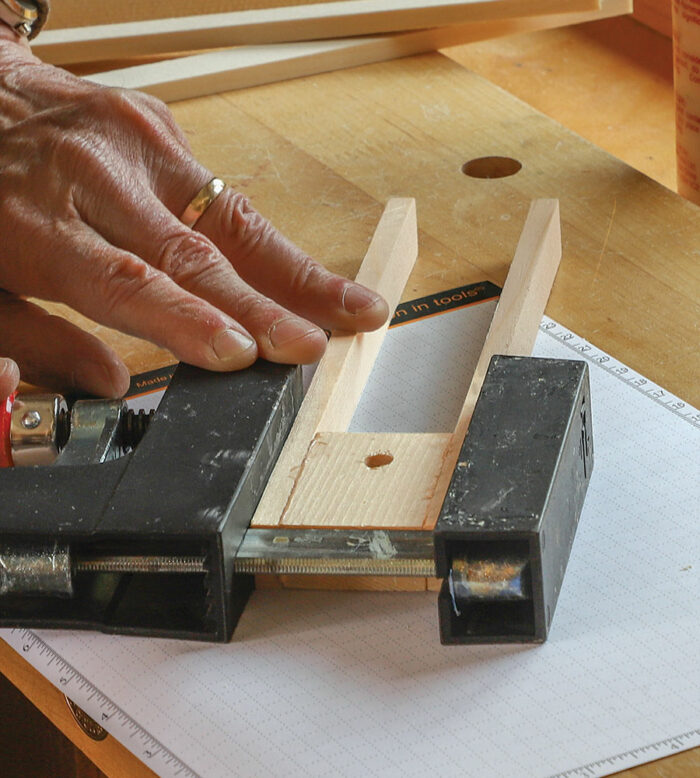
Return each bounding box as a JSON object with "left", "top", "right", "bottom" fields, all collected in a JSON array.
[{"left": 0, "top": 392, "right": 16, "bottom": 468}]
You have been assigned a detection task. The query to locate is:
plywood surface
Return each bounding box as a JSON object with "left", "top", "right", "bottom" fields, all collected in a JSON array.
[{"left": 3, "top": 15, "right": 698, "bottom": 778}]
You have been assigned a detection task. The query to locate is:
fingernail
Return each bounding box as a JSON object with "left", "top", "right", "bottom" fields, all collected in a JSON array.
[
  {"left": 0, "top": 357, "right": 17, "bottom": 378},
  {"left": 342, "top": 284, "right": 384, "bottom": 315},
  {"left": 268, "top": 317, "right": 320, "bottom": 349},
  {"left": 212, "top": 328, "right": 256, "bottom": 362}
]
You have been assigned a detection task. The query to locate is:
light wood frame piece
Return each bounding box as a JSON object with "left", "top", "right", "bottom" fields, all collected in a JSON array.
[
  {"left": 252, "top": 198, "right": 562, "bottom": 532},
  {"left": 33, "top": 0, "right": 601, "bottom": 65},
  {"left": 84, "top": 0, "right": 632, "bottom": 103}
]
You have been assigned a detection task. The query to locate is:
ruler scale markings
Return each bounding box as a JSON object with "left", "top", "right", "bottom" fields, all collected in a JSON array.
[
  {"left": 3, "top": 628, "right": 201, "bottom": 778},
  {"left": 539, "top": 318, "right": 699, "bottom": 428},
  {"left": 547, "top": 730, "right": 700, "bottom": 778}
]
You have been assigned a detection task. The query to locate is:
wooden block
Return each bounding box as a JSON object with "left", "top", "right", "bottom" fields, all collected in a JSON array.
[
  {"left": 280, "top": 432, "right": 453, "bottom": 528},
  {"left": 83, "top": 0, "right": 632, "bottom": 103},
  {"left": 34, "top": 0, "right": 601, "bottom": 64}
]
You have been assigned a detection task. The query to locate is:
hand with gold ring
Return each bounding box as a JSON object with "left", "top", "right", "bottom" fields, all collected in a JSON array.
[{"left": 0, "top": 30, "right": 389, "bottom": 399}]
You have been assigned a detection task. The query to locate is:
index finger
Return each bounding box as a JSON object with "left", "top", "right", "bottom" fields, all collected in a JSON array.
[
  {"left": 157, "top": 165, "right": 390, "bottom": 333},
  {"left": 198, "top": 188, "right": 391, "bottom": 332}
]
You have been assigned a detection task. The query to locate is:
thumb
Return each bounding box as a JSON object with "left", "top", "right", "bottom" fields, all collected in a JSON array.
[{"left": 0, "top": 357, "right": 20, "bottom": 400}]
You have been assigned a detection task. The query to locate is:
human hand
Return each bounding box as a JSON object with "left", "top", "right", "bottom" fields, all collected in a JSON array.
[{"left": 0, "top": 35, "right": 389, "bottom": 398}]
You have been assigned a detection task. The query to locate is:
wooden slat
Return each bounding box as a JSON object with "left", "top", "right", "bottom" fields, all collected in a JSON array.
[
  {"left": 84, "top": 0, "right": 632, "bottom": 103},
  {"left": 423, "top": 198, "right": 561, "bottom": 527},
  {"left": 251, "top": 198, "right": 419, "bottom": 527},
  {"left": 33, "top": 0, "right": 601, "bottom": 64},
  {"left": 451, "top": 199, "right": 561, "bottom": 442}
]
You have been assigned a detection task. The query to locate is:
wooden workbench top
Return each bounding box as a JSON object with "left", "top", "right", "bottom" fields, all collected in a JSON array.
[{"left": 1, "top": 14, "right": 698, "bottom": 778}]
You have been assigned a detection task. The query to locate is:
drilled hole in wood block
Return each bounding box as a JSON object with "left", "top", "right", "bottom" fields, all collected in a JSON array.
[
  {"left": 365, "top": 452, "right": 394, "bottom": 469},
  {"left": 462, "top": 156, "right": 522, "bottom": 179}
]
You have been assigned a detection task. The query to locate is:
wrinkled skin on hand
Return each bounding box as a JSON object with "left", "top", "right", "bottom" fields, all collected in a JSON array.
[{"left": 0, "top": 31, "right": 389, "bottom": 401}]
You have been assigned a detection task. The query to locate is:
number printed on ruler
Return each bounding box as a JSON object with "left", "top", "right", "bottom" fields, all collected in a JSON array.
[
  {"left": 7, "top": 629, "right": 200, "bottom": 778},
  {"left": 539, "top": 318, "right": 700, "bottom": 428}
]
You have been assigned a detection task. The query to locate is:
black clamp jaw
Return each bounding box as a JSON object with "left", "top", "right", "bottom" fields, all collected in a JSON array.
[
  {"left": 434, "top": 355, "right": 593, "bottom": 643},
  {"left": 0, "top": 361, "right": 303, "bottom": 641}
]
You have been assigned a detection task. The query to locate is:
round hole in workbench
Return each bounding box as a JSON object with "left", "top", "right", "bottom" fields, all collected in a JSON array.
[
  {"left": 461, "top": 156, "right": 522, "bottom": 179},
  {"left": 365, "top": 452, "right": 393, "bottom": 469}
]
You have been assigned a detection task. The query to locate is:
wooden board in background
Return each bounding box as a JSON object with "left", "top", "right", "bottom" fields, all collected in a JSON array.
[
  {"left": 84, "top": 0, "right": 632, "bottom": 102},
  {"left": 42, "top": 0, "right": 668, "bottom": 38},
  {"left": 45, "top": 0, "right": 329, "bottom": 30},
  {"left": 45, "top": 0, "right": 665, "bottom": 42},
  {"left": 34, "top": 0, "right": 600, "bottom": 64}
]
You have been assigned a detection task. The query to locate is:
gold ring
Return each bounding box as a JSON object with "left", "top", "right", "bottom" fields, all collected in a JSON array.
[{"left": 180, "top": 177, "right": 226, "bottom": 229}]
